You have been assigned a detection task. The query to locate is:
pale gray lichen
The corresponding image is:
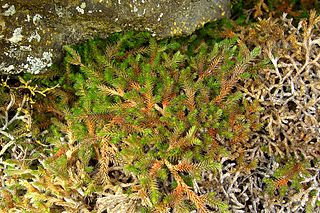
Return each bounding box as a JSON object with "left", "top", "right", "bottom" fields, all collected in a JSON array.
[
  {"left": 32, "top": 14, "right": 43, "bottom": 26},
  {"left": 80, "top": 2, "right": 87, "bottom": 9},
  {"left": 24, "top": 51, "right": 53, "bottom": 74},
  {"left": 19, "top": 45, "right": 32, "bottom": 52},
  {"left": 3, "top": 5, "right": 16, "bottom": 16},
  {"left": 2, "top": 3, "right": 9, "bottom": 8},
  {"left": 28, "top": 31, "right": 41, "bottom": 42},
  {"left": 25, "top": 14, "right": 31, "bottom": 22},
  {"left": 76, "top": 5, "right": 85, "bottom": 14},
  {"left": 133, "top": 5, "right": 138, "bottom": 13},
  {"left": 157, "top": 12, "right": 163, "bottom": 21},
  {"left": 8, "top": 27, "right": 23, "bottom": 43},
  {"left": 0, "top": 63, "right": 15, "bottom": 73},
  {"left": 54, "top": 5, "right": 64, "bottom": 18}
]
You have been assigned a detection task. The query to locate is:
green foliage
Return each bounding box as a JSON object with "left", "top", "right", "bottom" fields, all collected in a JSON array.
[
  {"left": 263, "top": 159, "right": 312, "bottom": 198},
  {"left": 2, "top": 6, "right": 319, "bottom": 211},
  {"left": 57, "top": 30, "right": 263, "bottom": 212}
]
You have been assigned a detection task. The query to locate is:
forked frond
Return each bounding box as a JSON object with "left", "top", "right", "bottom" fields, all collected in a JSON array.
[
  {"left": 149, "top": 177, "right": 160, "bottom": 204},
  {"left": 141, "top": 80, "right": 155, "bottom": 112},
  {"left": 170, "top": 184, "right": 185, "bottom": 210},
  {"left": 98, "top": 85, "right": 125, "bottom": 97},
  {"left": 64, "top": 45, "right": 83, "bottom": 66},
  {"left": 149, "top": 161, "right": 163, "bottom": 177},
  {"left": 199, "top": 55, "right": 223, "bottom": 81},
  {"left": 183, "top": 83, "right": 196, "bottom": 111},
  {"left": 214, "top": 63, "right": 246, "bottom": 104},
  {"left": 176, "top": 161, "right": 195, "bottom": 173},
  {"left": 184, "top": 187, "right": 208, "bottom": 213}
]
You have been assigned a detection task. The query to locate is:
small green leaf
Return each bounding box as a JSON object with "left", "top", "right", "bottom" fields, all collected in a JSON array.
[
  {"left": 64, "top": 45, "right": 82, "bottom": 66},
  {"left": 250, "top": 47, "right": 261, "bottom": 58}
]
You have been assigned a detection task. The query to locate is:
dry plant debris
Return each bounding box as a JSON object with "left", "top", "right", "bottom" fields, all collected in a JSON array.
[
  {"left": 238, "top": 10, "right": 319, "bottom": 159},
  {"left": 204, "top": 10, "right": 320, "bottom": 212}
]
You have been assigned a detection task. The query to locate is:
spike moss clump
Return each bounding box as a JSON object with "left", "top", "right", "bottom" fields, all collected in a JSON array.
[{"left": 47, "top": 32, "right": 263, "bottom": 212}]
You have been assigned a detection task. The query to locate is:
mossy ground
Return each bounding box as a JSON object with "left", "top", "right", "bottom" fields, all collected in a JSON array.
[{"left": 0, "top": 1, "right": 319, "bottom": 212}]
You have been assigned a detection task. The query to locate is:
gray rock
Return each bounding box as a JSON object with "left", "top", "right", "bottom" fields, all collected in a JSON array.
[{"left": 0, "top": 0, "right": 230, "bottom": 74}]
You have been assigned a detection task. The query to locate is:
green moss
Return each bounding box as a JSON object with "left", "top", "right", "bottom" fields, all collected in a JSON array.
[
  {"left": 1, "top": 5, "right": 320, "bottom": 211},
  {"left": 51, "top": 29, "right": 263, "bottom": 211}
]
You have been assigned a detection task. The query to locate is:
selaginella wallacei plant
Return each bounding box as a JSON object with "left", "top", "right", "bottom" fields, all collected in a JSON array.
[
  {"left": 0, "top": 6, "right": 319, "bottom": 213},
  {"left": 37, "top": 32, "right": 263, "bottom": 212}
]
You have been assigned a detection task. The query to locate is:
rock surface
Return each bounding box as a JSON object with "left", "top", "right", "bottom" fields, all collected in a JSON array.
[{"left": 0, "top": 0, "right": 230, "bottom": 74}]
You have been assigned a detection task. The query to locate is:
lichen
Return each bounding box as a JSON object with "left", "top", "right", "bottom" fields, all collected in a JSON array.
[
  {"left": 8, "top": 27, "right": 23, "bottom": 43},
  {"left": 23, "top": 51, "right": 53, "bottom": 74},
  {"left": 32, "top": 14, "right": 42, "bottom": 25},
  {"left": 28, "top": 30, "right": 41, "bottom": 42},
  {"left": 3, "top": 4, "right": 16, "bottom": 16},
  {"left": 0, "top": 63, "right": 15, "bottom": 73}
]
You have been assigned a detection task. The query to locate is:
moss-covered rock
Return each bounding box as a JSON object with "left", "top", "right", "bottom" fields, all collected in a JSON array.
[{"left": 0, "top": 0, "right": 230, "bottom": 74}]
